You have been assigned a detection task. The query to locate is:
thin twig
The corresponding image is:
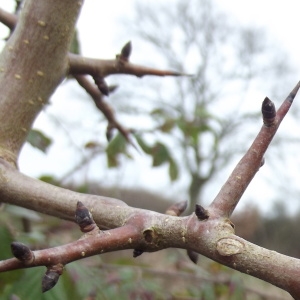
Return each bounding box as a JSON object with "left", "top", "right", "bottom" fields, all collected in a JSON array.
[{"left": 209, "top": 81, "right": 300, "bottom": 218}]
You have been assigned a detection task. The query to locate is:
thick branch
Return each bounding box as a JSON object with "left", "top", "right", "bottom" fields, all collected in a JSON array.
[
  {"left": 0, "top": 1, "right": 83, "bottom": 166},
  {"left": 1, "top": 158, "right": 300, "bottom": 296},
  {"left": 209, "top": 81, "right": 300, "bottom": 218}
]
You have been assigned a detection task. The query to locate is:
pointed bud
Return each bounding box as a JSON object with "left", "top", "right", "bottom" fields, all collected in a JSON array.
[
  {"left": 11, "top": 242, "right": 34, "bottom": 264},
  {"left": 187, "top": 249, "right": 199, "bottom": 264},
  {"left": 120, "top": 41, "right": 132, "bottom": 61},
  {"left": 94, "top": 76, "right": 109, "bottom": 96},
  {"left": 262, "top": 97, "right": 276, "bottom": 127},
  {"left": 133, "top": 249, "right": 144, "bottom": 258},
  {"left": 75, "top": 201, "right": 96, "bottom": 232},
  {"left": 42, "top": 270, "right": 60, "bottom": 293},
  {"left": 195, "top": 204, "right": 209, "bottom": 221}
]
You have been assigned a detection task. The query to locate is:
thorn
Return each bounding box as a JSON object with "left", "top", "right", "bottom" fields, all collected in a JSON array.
[
  {"left": 187, "top": 249, "right": 199, "bottom": 264},
  {"left": 11, "top": 242, "right": 34, "bottom": 264},
  {"left": 260, "top": 157, "right": 265, "bottom": 167},
  {"left": 75, "top": 201, "right": 96, "bottom": 232},
  {"left": 120, "top": 41, "right": 132, "bottom": 61},
  {"left": 195, "top": 204, "right": 209, "bottom": 221},
  {"left": 42, "top": 269, "right": 61, "bottom": 293},
  {"left": 166, "top": 201, "right": 188, "bottom": 216},
  {"left": 262, "top": 97, "right": 276, "bottom": 127},
  {"left": 133, "top": 249, "right": 143, "bottom": 258}
]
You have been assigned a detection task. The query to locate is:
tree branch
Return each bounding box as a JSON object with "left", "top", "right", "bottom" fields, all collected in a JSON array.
[
  {"left": 0, "top": 7, "right": 17, "bottom": 31},
  {"left": 1, "top": 156, "right": 300, "bottom": 296},
  {"left": 68, "top": 52, "right": 189, "bottom": 79},
  {"left": 209, "top": 81, "right": 300, "bottom": 218},
  {"left": 74, "top": 74, "right": 133, "bottom": 143}
]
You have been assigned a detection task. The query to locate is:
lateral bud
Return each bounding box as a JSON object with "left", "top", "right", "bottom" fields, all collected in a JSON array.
[
  {"left": 120, "top": 41, "right": 132, "bottom": 61},
  {"left": 11, "top": 242, "right": 34, "bottom": 264},
  {"left": 187, "top": 249, "right": 199, "bottom": 264},
  {"left": 195, "top": 204, "right": 209, "bottom": 221},
  {"left": 42, "top": 265, "right": 63, "bottom": 293},
  {"left": 262, "top": 97, "right": 276, "bottom": 127},
  {"left": 94, "top": 76, "right": 109, "bottom": 96},
  {"left": 133, "top": 249, "right": 144, "bottom": 258},
  {"left": 75, "top": 201, "right": 96, "bottom": 232}
]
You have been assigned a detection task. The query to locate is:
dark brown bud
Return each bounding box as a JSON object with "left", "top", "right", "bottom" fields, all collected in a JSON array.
[
  {"left": 11, "top": 242, "right": 34, "bottom": 264},
  {"left": 187, "top": 249, "right": 199, "bottom": 264},
  {"left": 262, "top": 97, "right": 276, "bottom": 127},
  {"left": 94, "top": 76, "right": 109, "bottom": 96},
  {"left": 120, "top": 41, "right": 132, "bottom": 61},
  {"left": 195, "top": 204, "right": 209, "bottom": 221},
  {"left": 133, "top": 249, "right": 144, "bottom": 258},
  {"left": 75, "top": 201, "right": 96, "bottom": 232},
  {"left": 166, "top": 201, "right": 188, "bottom": 216},
  {"left": 42, "top": 269, "right": 61, "bottom": 293}
]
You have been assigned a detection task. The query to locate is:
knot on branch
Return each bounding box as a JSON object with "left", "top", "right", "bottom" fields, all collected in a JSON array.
[
  {"left": 216, "top": 238, "right": 244, "bottom": 256},
  {"left": 143, "top": 228, "right": 160, "bottom": 244}
]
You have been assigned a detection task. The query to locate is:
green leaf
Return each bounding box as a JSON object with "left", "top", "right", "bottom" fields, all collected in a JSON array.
[
  {"left": 69, "top": 29, "right": 81, "bottom": 54},
  {"left": 152, "top": 142, "right": 170, "bottom": 167},
  {"left": 0, "top": 225, "right": 24, "bottom": 290},
  {"left": 159, "top": 119, "right": 175, "bottom": 133},
  {"left": 106, "top": 133, "right": 128, "bottom": 167},
  {"left": 168, "top": 158, "right": 179, "bottom": 181},
  {"left": 39, "top": 175, "right": 59, "bottom": 186},
  {"left": 27, "top": 129, "right": 52, "bottom": 153},
  {"left": 134, "top": 134, "right": 153, "bottom": 154},
  {"left": 2, "top": 267, "right": 81, "bottom": 300}
]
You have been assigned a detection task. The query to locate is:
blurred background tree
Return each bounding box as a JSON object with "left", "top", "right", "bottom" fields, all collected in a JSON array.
[{"left": 115, "top": 0, "right": 294, "bottom": 212}]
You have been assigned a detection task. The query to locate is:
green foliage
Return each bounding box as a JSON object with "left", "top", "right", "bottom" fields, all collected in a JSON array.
[
  {"left": 27, "top": 129, "right": 52, "bottom": 153},
  {"left": 135, "top": 134, "right": 179, "bottom": 181},
  {"left": 0, "top": 226, "right": 23, "bottom": 290},
  {"left": 1, "top": 267, "right": 79, "bottom": 300},
  {"left": 106, "top": 132, "right": 131, "bottom": 167},
  {"left": 69, "top": 29, "right": 81, "bottom": 54}
]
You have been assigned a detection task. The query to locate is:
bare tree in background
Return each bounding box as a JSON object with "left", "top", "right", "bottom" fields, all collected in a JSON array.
[
  {"left": 118, "top": 0, "right": 293, "bottom": 212},
  {"left": 1, "top": 1, "right": 300, "bottom": 299}
]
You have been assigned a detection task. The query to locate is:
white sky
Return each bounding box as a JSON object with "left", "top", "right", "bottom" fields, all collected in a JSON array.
[{"left": 1, "top": 0, "right": 300, "bottom": 214}]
